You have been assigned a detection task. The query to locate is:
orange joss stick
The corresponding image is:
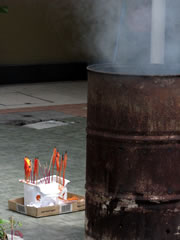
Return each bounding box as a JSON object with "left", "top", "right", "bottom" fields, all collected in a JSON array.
[
  {"left": 48, "top": 148, "right": 57, "bottom": 182},
  {"left": 63, "top": 151, "right": 67, "bottom": 186},
  {"left": 56, "top": 152, "right": 60, "bottom": 182},
  {"left": 33, "top": 158, "right": 39, "bottom": 184},
  {"left": 24, "top": 157, "right": 31, "bottom": 182},
  {"left": 59, "top": 155, "right": 63, "bottom": 184}
]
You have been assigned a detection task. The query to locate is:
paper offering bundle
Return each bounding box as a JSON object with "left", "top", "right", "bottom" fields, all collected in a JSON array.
[
  {"left": 19, "top": 176, "right": 70, "bottom": 208},
  {"left": 20, "top": 148, "right": 78, "bottom": 208}
]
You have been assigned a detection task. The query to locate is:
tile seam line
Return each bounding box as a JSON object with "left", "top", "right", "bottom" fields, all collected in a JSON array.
[{"left": 16, "top": 91, "right": 54, "bottom": 103}]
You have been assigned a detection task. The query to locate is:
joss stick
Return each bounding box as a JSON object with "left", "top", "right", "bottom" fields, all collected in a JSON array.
[
  {"left": 30, "top": 160, "right": 32, "bottom": 183},
  {"left": 39, "top": 161, "right": 46, "bottom": 184},
  {"left": 48, "top": 169, "right": 51, "bottom": 183},
  {"left": 29, "top": 160, "right": 32, "bottom": 183},
  {"left": 48, "top": 149, "right": 54, "bottom": 172},
  {"left": 32, "top": 159, "right": 34, "bottom": 184},
  {"left": 45, "top": 167, "right": 47, "bottom": 183},
  {"left": 34, "top": 158, "right": 39, "bottom": 185},
  {"left": 48, "top": 148, "right": 57, "bottom": 182},
  {"left": 24, "top": 158, "right": 25, "bottom": 181},
  {"left": 63, "top": 151, "right": 67, "bottom": 186},
  {"left": 45, "top": 163, "right": 50, "bottom": 184},
  {"left": 37, "top": 161, "right": 39, "bottom": 185},
  {"left": 34, "top": 159, "right": 36, "bottom": 184},
  {"left": 40, "top": 167, "right": 46, "bottom": 184},
  {"left": 52, "top": 151, "right": 56, "bottom": 182},
  {"left": 33, "top": 159, "right": 35, "bottom": 184},
  {"left": 59, "top": 154, "right": 63, "bottom": 185},
  {"left": 46, "top": 168, "right": 50, "bottom": 184},
  {"left": 36, "top": 158, "right": 39, "bottom": 185},
  {"left": 45, "top": 166, "right": 49, "bottom": 184},
  {"left": 45, "top": 163, "right": 50, "bottom": 183},
  {"left": 56, "top": 152, "right": 60, "bottom": 182},
  {"left": 31, "top": 169, "right": 32, "bottom": 184}
]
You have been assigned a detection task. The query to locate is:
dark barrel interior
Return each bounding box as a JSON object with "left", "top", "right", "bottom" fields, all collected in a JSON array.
[{"left": 86, "top": 64, "right": 180, "bottom": 240}]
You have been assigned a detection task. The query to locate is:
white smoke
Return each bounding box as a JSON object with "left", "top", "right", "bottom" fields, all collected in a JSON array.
[{"left": 15, "top": 0, "right": 180, "bottom": 69}]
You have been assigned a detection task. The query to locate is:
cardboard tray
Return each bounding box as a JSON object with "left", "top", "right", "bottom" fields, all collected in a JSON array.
[{"left": 8, "top": 192, "right": 85, "bottom": 218}]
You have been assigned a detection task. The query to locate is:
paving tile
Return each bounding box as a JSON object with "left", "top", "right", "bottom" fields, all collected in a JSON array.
[
  {"left": 0, "top": 81, "right": 87, "bottom": 109},
  {"left": 0, "top": 92, "right": 47, "bottom": 106}
]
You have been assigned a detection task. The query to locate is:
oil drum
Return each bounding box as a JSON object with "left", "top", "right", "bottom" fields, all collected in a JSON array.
[{"left": 86, "top": 64, "right": 180, "bottom": 239}]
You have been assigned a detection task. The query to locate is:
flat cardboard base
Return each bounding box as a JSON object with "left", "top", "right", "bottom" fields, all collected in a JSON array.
[{"left": 8, "top": 192, "right": 85, "bottom": 218}]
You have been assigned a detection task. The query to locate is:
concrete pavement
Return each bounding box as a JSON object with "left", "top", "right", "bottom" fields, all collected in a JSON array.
[
  {"left": 0, "top": 81, "right": 87, "bottom": 240},
  {"left": 0, "top": 81, "right": 87, "bottom": 109}
]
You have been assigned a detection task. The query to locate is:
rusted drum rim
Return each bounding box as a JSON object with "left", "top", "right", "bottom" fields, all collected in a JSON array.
[{"left": 87, "top": 63, "right": 180, "bottom": 77}]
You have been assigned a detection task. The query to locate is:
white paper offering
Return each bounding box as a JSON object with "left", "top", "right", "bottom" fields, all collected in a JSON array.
[{"left": 19, "top": 175, "right": 70, "bottom": 208}]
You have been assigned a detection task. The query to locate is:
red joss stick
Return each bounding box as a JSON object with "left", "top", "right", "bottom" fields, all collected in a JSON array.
[
  {"left": 33, "top": 158, "right": 39, "bottom": 184},
  {"left": 59, "top": 154, "right": 63, "bottom": 184},
  {"left": 51, "top": 148, "right": 57, "bottom": 182},
  {"left": 63, "top": 151, "right": 67, "bottom": 186},
  {"left": 56, "top": 152, "right": 60, "bottom": 182}
]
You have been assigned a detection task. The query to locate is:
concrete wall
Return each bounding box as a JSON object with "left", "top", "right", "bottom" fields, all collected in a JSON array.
[{"left": 0, "top": 0, "right": 120, "bottom": 65}]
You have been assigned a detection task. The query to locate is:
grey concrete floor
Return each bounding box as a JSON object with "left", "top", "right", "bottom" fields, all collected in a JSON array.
[
  {"left": 0, "top": 81, "right": 87, "bottom": 109},
  {"left": 0, "top": 81, "right": 87, "bottom": 240}
]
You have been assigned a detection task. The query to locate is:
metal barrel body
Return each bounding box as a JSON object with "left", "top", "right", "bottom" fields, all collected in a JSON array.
[{"left": 86, "top": 64, "right": 180, "bottom": 239}]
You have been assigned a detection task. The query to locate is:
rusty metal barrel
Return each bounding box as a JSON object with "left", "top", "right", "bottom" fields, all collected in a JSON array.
[{"left": 86, "top": 64, "right": 180, "bottom": 239}]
